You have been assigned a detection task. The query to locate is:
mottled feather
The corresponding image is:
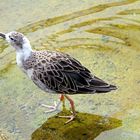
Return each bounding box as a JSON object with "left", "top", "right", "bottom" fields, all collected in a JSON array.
[{"left": 23, "top": 51, "right": 116, "bottom": 94}]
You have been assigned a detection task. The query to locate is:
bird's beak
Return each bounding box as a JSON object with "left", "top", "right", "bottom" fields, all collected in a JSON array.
[{"left": 0, "top": 32, "right": 6, "bottom": 39}]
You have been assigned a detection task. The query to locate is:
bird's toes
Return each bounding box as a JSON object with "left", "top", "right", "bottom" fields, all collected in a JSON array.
[
  {"left": 41, "top": 101, "right": 61, "bottom": 113},
  {"left": 41, "top": 104, "right": 55, "bottom": 109},
  {"left": 44, "top": 108, "right": 57, "bottom": 113},
  {"left": 58, "top": 114, "right": 76, "bottom": 124}
]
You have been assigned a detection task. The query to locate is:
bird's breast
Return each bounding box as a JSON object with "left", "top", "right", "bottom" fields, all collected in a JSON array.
[
  {"left": 26, "top": 68, "right": 34, "bottom": 79},
  {"left": 16, "top": 52, "right": 24, "bottom": 67},
  {"left": 16, "top": 53, "right": 33, "bottom": 79}
]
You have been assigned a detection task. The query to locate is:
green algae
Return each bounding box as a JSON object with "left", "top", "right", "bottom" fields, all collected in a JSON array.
[
  {"left": 17, "top": 0, "right": 139, "bottom": 34},
  {"left": 31, "top": 111, "right": 122, "bottom": 140},
  {"left": 118, "top": 9, "right": 140, "bottom": 15}
]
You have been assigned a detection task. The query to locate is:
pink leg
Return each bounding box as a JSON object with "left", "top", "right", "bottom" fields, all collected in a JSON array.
[
  {"left": 59, "top": 95, "right": 76, "bottom": 124},
  {"left": 60, "top": 94, "right": 65, "bottom": 109},
  {"left": 65, "top": 95, "right": 76, "bottom": 116},
  {"left": 60, "top": 94, "right": 64, "bottom": 101}
]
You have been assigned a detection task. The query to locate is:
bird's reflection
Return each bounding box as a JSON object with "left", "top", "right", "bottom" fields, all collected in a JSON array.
[{"left": 31, "top": 110, "right": 122, "bottom": 140}]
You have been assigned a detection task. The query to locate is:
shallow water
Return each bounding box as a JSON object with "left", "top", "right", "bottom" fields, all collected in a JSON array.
[{"left": 0, "top": 0, "right": 140, "bottom": 139}]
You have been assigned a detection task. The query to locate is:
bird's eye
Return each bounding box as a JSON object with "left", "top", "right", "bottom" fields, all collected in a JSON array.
[{"left": 10, "top": 37, "right": 15, "bottom": 41}]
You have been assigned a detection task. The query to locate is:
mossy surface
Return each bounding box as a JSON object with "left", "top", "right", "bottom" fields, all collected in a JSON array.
[{"left": 31, "top": 111, "right": 122, "bottom": 140}]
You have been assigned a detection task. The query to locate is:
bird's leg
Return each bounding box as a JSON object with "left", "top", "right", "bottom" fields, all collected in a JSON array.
[
  {"left": 41, "top": 94, "right": 64, "bottom": 113},
  {"left": 60, "top": 94, "right": 66, "bottom": 110},
  {"left": 59, "top": 95, "right": 76, "bottom": 124}
]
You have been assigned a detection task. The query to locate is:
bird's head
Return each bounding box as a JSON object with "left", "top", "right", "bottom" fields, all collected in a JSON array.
[{"left": 0, "top": 31, "right": 31, "bottom": 52}]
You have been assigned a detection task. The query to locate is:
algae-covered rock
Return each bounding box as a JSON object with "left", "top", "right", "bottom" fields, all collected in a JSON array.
[{"left": 31, "top": 111, "right": 122, "bottom": 140}]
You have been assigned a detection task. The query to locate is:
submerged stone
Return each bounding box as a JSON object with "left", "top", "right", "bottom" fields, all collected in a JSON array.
[
  {"left": 31, "top": 111, "right": 122, "bottom": 140},
  {"left": 0, "top": 133, "right": 9, "bottom": 140}
]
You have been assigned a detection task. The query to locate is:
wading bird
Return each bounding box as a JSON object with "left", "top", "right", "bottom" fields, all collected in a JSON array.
[{"left": 0, "top": 31, "right": 117, "bottom": 123}]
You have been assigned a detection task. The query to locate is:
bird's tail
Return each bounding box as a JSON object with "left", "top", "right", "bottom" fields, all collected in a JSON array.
[
  {"left": 89, "top": 76, "right": 117, "bottom": 93},
  {"left": 94, "top": 84, "right": 117, "bottom": 93}
]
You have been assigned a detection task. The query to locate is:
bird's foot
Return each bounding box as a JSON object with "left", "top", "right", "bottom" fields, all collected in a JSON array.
[
  {"left": 41, "top": 101, "right": 61, "bottom": 113},
  {"left": 58, "top": 113, "right": 76, "bottom": 124}
]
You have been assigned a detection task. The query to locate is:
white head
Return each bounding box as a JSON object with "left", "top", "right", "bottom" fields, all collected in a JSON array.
[
  {"left": 0, "top": 31, "right": 32, "bottom": 52},
  {"left": 0, "top": 31, "right": 33, "bottom": 61}
]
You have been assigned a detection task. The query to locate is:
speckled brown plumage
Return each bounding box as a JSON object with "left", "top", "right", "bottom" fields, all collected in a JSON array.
[{"left": 23, "top": 50, "right": 116, "bottom": 94}]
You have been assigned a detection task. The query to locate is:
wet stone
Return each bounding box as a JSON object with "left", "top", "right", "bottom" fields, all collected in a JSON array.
[{"left": 31, "top": 111, "right": 122, "bottom": 140}]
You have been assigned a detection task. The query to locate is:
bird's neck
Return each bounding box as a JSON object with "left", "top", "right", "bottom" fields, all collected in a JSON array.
[{"left": 16, "top": 42, "right": 33, "bottom": 68}]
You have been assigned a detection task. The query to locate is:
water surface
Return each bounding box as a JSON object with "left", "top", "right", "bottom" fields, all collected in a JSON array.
[{"left": 0, "top": 0, "right": 140, "bottom": 140}]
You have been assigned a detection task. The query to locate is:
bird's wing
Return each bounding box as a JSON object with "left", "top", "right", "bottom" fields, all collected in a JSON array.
[
  {"left": 24, "top": 51, "right": 116, "bottom": 94},
  {"left": 25, "top": 51, "right": 97, "bottom": 94}
]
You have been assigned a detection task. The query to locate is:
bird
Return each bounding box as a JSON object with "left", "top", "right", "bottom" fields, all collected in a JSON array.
[{"left": 0, "top": 31, "right": 117, "bottom": 124}]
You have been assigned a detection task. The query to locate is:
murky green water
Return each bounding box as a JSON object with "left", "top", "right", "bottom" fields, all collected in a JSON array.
[{"left": 0, "top": 0, "right": 140, "bottom": 140}]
